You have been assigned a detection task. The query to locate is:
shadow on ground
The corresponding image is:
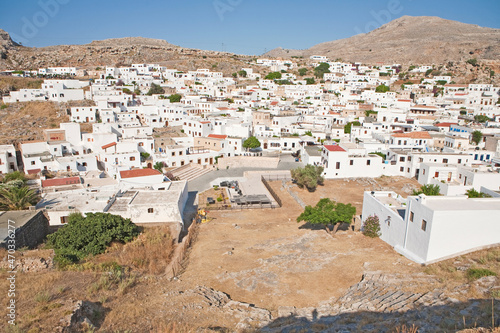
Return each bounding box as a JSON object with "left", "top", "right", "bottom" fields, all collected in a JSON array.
[{"left": 258, "top": 299, "right": 500, "bottom": 333}]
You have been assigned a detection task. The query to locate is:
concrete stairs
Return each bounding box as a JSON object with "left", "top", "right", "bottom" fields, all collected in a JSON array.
[{"left": 170, "top": 164, "right": 212, "bottom": 182}]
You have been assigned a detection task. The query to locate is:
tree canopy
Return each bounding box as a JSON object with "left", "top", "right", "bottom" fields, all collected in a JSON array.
[
  {"left": 412, "top": 184, "right": 440, "bottom": 196},
  {"left": 297, "top": 198, "right": 356, "bottom": 234},
  {"left": 47, "top": 212, "right": 139, "bottom": 266},
  {"left": 265, "top": 72, "right": 282, "bottom": 80},
  {"left": 344, "top": 121, "right": 361, "bottom": 134},
  {"left": 146, "top": 83, "right": 165, "bottom": 96},
  {"left": 238, "top": 70, "right": 247, "bottom": 78},
  {"left": 298, "top": 68, "right": 308, "bottom": 76},
  {"left": 314, "top": 63, "right": 330, "bottom": 78},
  {"left": 471, "top": 130, "right": 483, "bottom": 145},
  {"left": 375, "top": 84, "right": 390, "bottom": 93},
  {"left": 0, "top": 172, "right": 38, "bottom": 211},
  {"left": 291, "top": 164, "right": 324, "bottom": 192},
  {"left": 243, "top": 136, "right": 261, "bottom": 150},
  {"left": 474, "top": 115, "right": 490, "bottom": 123},
  {"left": 167, "top": 94, "right": 182, "bottom": 103},
  {"left": 305, "top": 77, "right": 316, "bottom": 85},
  {"left": 154, "top": 161, "right": 164, "bottom": 173}
]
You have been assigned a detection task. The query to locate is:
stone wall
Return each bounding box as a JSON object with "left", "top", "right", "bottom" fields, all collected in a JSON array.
[{"left": 13, "top": 211, "right": 49, "bottom": 249}]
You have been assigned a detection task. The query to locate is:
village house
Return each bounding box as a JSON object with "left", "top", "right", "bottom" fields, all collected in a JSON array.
[{"left": 362, "top": 191, "right": 500, "bottom": 264}]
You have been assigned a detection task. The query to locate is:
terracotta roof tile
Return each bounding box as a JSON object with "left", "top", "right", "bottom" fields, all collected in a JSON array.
[
  {"left": 391, "top": 131, "right": 431, "bottom": 139},
  {"left": 102, "top": 142, "right": 117, "bottom": 149},
  {"left": 42, "top": 176, "right": 81, "bottom": 187},
  {"left": 120, "top": 169, "right": 161, "bottom": 179},
  {"left": 324, "top": 145, "right": 346, "bottom": 152}
]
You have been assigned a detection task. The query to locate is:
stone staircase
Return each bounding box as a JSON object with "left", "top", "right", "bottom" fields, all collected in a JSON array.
[{"left": 170, "top": 164, "right": 212, "bottom": 182}]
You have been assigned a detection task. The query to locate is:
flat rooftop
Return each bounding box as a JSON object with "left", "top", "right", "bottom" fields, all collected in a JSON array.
[
  {"left": 417, "top": 196, "right": 500, "bottom": 211},
  {"left": 36, "top": 189, "right": 116, "bottom": 212},
  {"left": 304, "top": 146, "right": 322, "bottom": 157}
]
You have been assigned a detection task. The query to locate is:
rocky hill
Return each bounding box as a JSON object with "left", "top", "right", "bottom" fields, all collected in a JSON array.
[
  {"left": 264, "top": 16, "right": 500, "bottom": 64},
  {"left": 0, "top": 30, "right": 255, "bottom": 75}
]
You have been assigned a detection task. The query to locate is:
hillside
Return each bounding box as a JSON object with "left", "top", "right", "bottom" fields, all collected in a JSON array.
[
  {"left": 264, "top": 16, "right": 500, "bottom": 64},
  {"left": 0, "top": 30, "right": 256, "bottom": 75}
]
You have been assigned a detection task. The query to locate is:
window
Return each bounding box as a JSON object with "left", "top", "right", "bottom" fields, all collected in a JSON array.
[
  {"left": 31, "top": 161, "right": 35, "bottom": 165},
  {"left": 400, "top": 167, "right": 404, "bottom": 172},
  {"left": 435, "top": 172, "right": 439, "bottom": 178},
  {"left": 336, "top": 162, "right": 340, "bottom": 169},
  {"left": 172, "top": 152, "right": 176, "bottom": 156},
  {"left": 82, "top": 162, "right": 87, "bottom": 167},
  {"left": 443, "top": 158, "right": 448, "bottom": 163},
  {"left": 410, "top": 211, "right": 414, "bottom": 222},
  {"left": 148, "top": 208, "right": 154, "bottom": 213},
  {"left": 179, "top": 151, "right": 183, "bottom": 156},
  {"left": 366, "top": 160, "right": 371, "bottom": 165},
  {"left": 423, "top": 169, "right": 425, "bottom": 175},
  {"left": 399, "top": 157, "right": 405, "bottom": 162},
  {"left": 60, "top": 216, "right": 69, "bottom": 224},
  {"left": 421, "top": 219, "right": 427, "bottom": 231},
  {"left": 458, "top": 159, "right": 461, "bottom": 164},
  {"left": 350, "top": 160, "right": 353, "bottom": 166},
  {"left": 130, "top": 157, "right": 135, "bottom": 161}
]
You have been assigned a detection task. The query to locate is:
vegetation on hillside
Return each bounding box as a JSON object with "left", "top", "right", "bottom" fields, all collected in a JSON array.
[{"left": 47, "top": 212, "right": 139, "bottom": 267}]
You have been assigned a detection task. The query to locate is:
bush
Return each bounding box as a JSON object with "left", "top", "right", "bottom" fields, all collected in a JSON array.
[
  {"left": 146, "top": 83, "right": 164, "bottom": 96},
  {"left": 265, "top": 72, "right": 282, "bottom": 80},
  {"left": 375, "top": 84, "right": 389, "bottom": 93},
  {"left": 291, "top": 164, "right": 324, "bottom": 192},
  {"left": 412, "top": 184, "right": 440, "bottom": 196},
  {"left": 47, "top": 213, "right": 139, "bottom": 267},
  {"left": 362, "top": 215, "right": 381, "bottom": 238},
  {"left": 466, "top": 268, "right": 497, "bottom": 281}
]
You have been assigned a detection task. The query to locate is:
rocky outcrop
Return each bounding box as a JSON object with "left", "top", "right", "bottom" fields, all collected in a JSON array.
[
  {"left": 56, "top": 300, "right": 105, "bottom": 333},
  {"left": 193, "top": 286, "right": 272, "bottom": 330}
]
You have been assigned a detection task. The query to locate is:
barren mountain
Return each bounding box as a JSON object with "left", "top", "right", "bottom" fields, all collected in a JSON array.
[
  {"left": 264, "top": 16, "right": 500, "bottom": 64},
  {"left": 0, "top": 30, "right": 254, "bottom": 74}
]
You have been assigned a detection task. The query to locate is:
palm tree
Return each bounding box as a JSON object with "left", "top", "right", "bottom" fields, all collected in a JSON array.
[{"left": 0, "top": 186, "right": 39, "bottom": 211}]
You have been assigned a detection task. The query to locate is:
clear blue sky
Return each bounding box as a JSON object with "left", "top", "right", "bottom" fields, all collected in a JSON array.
[{"left": 1, "top": 0, "right": 499, "bottom": 55}]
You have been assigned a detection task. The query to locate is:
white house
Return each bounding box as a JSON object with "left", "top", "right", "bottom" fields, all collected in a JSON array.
[
  {"left": 0, "top": 145, "right": 18, "bottom": 175},
  {"left": 362, "top": 191, "right": 500, "bottom": 264}
]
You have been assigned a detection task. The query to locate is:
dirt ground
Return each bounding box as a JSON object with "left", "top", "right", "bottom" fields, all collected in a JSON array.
[
  {"left": 0, "top": 176, "right": 497, "bottom": 332},
  {"left": 291, "top": 176, "right": 420, "bottom": 213},
  {"left": 180, "top": 177, "right": 423, "bottom": 312}
]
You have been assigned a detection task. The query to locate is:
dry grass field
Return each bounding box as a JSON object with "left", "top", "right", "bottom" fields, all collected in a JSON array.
[{"left": 0, "top": 177, "right": 498, "bottom": 332}]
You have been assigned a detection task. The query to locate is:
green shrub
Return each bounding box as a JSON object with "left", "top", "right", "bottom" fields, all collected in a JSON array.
[
  {"left": 466, "top": 268, "right": 497, "bottom": 281},
  {"left": 47, "top": 213, "right": 139, "bottom": 267},
  {"left": 362, "top": 215, "right": 381, "bottom": 238}
]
